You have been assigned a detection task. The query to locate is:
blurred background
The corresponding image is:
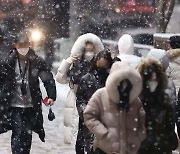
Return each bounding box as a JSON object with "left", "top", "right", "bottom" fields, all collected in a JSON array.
[{"left": 0, "top": 0, "right": 180, "bottom": 70}]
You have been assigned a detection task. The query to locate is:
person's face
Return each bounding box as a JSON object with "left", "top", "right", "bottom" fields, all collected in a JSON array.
[
  {"left": 147, "top": 72, "right": 158, "bottom": 93},
  {"left": 150, "top": 72, "right": 157, "bottom": 82},
  {"left": 84, "top": 43, "right": 94, "bottom": 53},
  {"left": 96, "top": 58, "right": 110, "bottom": 69},
  {"left": 15, "top": 42, "right": 29, "bottom": 49},
  {"left": 15, "top": 42, "right": 30, "bottom": 58}
]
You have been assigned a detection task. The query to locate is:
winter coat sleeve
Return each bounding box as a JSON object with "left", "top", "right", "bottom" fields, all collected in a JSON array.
[
  {"left": 83, "top": 90, "right": 108, "bottom": 140},
  {"left": 137, "top": 98, "right": 146, "bottom": 141},
  {"left": 165, "top": 78, "right": 176, "bottom": 105},
  {"left": 76, "top": 77, "right": 88, "bottom": 120},
  {"left": 176, "top": 88, "right": 180, "bottom": 138},
  {"left": 55, "top": 59, "right": 72, "bottom": 84},
  {"left": 38, "top": 58, "right": 56, "bottom": 101},
  {"left": 165, "top": 94, "right": 178, "bottom": 150}
]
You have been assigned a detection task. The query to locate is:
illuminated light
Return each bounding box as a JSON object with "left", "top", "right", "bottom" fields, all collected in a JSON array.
[
  {"left": 23, "top": 0, "right": 31, "bottom": 3},
  {"left": 31, "top": 30, "right": 42, "bottom": 42},
  {"left": 115, "top": 7, "right": 121, "bottom": 13}
]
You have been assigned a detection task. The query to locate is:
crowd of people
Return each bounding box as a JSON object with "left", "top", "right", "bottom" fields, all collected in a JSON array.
[
  {"left": 55, "top": 32, "right": 180, "bottom": 154},
  {"left": 0, "top": 30, "right": 180, "bottom": 154}
]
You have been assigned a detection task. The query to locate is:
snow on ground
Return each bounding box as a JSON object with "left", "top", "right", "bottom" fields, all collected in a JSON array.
[{"left": 0, "top": 81, "right": 76, "bottom": 154}]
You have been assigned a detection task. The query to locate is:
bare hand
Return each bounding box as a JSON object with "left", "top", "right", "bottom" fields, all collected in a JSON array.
[
  {"left": 70, "top": 55, "right": 78, "bottom": 63},
  {"left": 47, "top": 98, "right": 54, "bottom": 106}
]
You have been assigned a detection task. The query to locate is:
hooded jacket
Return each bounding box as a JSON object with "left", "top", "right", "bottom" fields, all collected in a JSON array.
[
  {"left": 147, "top": 48, "right": 176, "bottom": 106},
  {"left": 55, "top": 33, "right": 104, "bottom": 144},
  {"left": 137, "top": 58, "right": 178, "bottom": 153},
  {"left": 148, "top": 49, "right": 180, "bottom": 139},
  {"left": 84, "top": 62, "right": 146, "bottom": 154},
  {"left": 117, "top": 34, "right": 142, "bottom": 68}
]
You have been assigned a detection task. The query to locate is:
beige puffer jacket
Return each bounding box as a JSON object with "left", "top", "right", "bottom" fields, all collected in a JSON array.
[{"left": 84, "top": 62, "right": 146, "bottom": 154}]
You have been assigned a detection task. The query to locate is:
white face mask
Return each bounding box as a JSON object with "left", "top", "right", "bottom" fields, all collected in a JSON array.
[
  {"left": 17, "top": 48, "right": 29, "bottom": 56},
  {"left": 84, "top": 52, "right": 94, "bottom": 61},
  {"left": 149, "top": 81, "right": 158, "bottom": 92}
]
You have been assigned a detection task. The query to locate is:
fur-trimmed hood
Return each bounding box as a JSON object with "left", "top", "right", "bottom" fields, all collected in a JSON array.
[
  {"left": 106, "top": 62, "right": 142, "bottom": 104},
  {"left": 118, "top": 34, "right": 134, "bottom": 55},
  {"left": 137, "top": 57, "right": 168, "bottom": 92},
  {"left": 147, "top": 48, "right": 169, "bottom": 70},
  {"left": 70, "top": 33, "right": 104, "bottom": 58}
]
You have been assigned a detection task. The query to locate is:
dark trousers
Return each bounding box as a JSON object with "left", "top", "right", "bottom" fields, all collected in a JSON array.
[
  {"left": 75, "top": 117, "right": 85, "bottom": 154},
  {"left": 11, "top": 107, "right": 34, "bottom": 154}
]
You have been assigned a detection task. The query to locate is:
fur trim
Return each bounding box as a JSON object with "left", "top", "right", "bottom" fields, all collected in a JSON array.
[
  {"left": 106, "top": 62, "right": 142, "bottom": 104},
  {"left": 167, "top": 48, "right": 180, "bottom": 60},
  {"left": 70, "top": 33, "right": 104, "bottom": 57},
  {"left": 118, "top": 34, "right": 134, "bottom": 55},
  {"left": 137, "top": 57, "right": 167, "bottom": 91}
]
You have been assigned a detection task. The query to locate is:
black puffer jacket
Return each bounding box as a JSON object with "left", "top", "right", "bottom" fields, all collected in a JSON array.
[
  {"left": 0, "top": 48, "right": 56, "bottom": 142},
  {"left": 137, "top": 58, "right": 178, "bottom": 154},
  {"left": 76, "top": 69, "right": 109, "bottom": 153}
]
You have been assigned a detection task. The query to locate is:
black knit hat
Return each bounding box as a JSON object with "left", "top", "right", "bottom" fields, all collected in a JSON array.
[{"left": 170, "top": 36, "right": 180, "bottom": 49}]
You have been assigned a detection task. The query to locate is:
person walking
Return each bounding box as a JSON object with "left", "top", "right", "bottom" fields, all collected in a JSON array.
[
  {"left": 76, "top": 50, "right": 114, "bottom": 154},
  {"left": 84, "top": 61, "right": 146, "bottom": 154},
  {"left": 0, "top": 31, "right": 56, "bottom": 154},
  {"left": 55, "top": 33, "right": 104, "bottom": 150},
  {"left": 147, "top": 48, "right": 180, "bottom": 138},
  {"left": 137, "top": 57, "right": 178, "bottom": 154},
  {"left": 117, "top": 34, "right": 142, "bottom": 68}
]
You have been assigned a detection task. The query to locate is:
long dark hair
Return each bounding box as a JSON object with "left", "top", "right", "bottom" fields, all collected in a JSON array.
[{"left": 90, "top": 49, "right": 113, "bottom": 72}]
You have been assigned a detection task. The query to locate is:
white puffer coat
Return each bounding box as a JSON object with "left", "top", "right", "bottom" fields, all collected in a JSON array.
[
  {"left": 56, "top": 33, "right": 104, "bottom": 144},
  {"left": 84, "top": 62, "right": 146, "bottom": 154},
  {"left": 117, "top": 34, "right": 142, "bottom": 68}
]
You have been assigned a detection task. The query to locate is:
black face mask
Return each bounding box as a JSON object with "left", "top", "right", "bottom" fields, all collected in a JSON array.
[
  {"left": 117, "top": 79, "right": 132, "bottom": 111},
  {"left": 97, "top": 67, "right": 109, "bottom": 76}
]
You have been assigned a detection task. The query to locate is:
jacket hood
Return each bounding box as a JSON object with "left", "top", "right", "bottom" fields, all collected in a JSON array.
[
  {"left": 106, "top": 62, "right": 142, "bottom": 104},
  {"left": 118, "top": 34, "right": 134, "bottom": 55},
  {"left": 70, "top": 33, "right": 104, "bottom": 58},
  {"left": 147, "top": 48, "right": 169, "bottom": 70},
  {"left": 137, "top": 57, "right": 167, "bottom": 92}
]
